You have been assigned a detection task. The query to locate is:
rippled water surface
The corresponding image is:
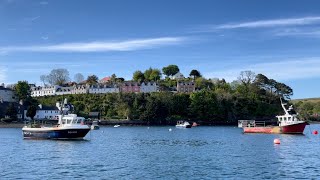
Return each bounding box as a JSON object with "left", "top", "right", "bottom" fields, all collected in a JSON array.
[{"left": 1, "top": 125, "right": 320, "bottom": 179}]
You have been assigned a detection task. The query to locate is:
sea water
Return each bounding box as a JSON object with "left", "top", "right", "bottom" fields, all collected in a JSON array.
[{"left": 1, "top": 125, "right": 320, "bottom": 179}]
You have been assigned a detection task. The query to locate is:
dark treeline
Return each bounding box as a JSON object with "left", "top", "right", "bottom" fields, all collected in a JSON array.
[{"left": 35, "top": 72, "right": 292, "bottom": 125}]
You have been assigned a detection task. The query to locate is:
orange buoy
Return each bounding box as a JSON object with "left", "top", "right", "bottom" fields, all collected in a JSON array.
[
  {"left": 274, "top": 139, "right": 281, "bottom": 144},
  {"left": 313, "top": 130, "right": 318, "bottom": 135}
]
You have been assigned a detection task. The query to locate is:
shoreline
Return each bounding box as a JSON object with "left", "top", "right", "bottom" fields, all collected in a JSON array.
[{"left": 1, "top": 121, "right": 319, "bottom": 128}]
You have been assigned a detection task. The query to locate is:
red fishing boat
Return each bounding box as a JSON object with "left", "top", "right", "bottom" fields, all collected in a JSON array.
[{"left": 240, "top": 99, "right": 308, "bottom": 134}]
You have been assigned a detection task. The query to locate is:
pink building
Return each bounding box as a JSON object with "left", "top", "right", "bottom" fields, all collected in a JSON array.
[
  {"left": 121, "top": 82, "right": 140, "bottom": 93},
  {"left": 177, "top": 82, "right": 195, "bottom": 93}
]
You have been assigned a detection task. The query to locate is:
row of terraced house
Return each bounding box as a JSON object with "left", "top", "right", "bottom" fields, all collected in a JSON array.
[{"left": 30, "top": 81, "right": 196, "bottom": 97}]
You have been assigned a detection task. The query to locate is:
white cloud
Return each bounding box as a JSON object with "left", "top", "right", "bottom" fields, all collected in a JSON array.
[
  {"left": 0, "top": 37, "right": 185, "bottom": 53},
  {"left": 274, "top": 28, "right": 320, "bottom": 37},
  {"left": 41, "top": 36, "right": 49, "bottom": 40},
  {"left": 204, "top": 58, "right": 320, "bottom": 82},
  {"left": 217, "top": 16, "right": 320, "bottom": 29}
]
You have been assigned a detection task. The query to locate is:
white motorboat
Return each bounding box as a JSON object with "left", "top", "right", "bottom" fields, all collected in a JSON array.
[
  {"left": 22, "top": 99, "right": 90, "bottom": 140},
  {"left": 175, "top": 121, "right": 191, "bottom": 128},
  {"left": 91, "top": 120, "right": 100, "bottom": 130}
]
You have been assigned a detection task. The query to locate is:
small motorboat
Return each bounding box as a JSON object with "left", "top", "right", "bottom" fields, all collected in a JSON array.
[
  {"left": 91, "top": 120, "right": 100, "bottom": 130},
  {"left": 114, "top": 125, "right": 120, "bottom": 128},
  {"left": 176, "top": 121, "right": 191, "bottom": 128}
]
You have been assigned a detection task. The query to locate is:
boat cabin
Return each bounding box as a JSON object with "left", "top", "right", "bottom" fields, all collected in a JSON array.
[{"left": 58, "top": 114, "right": 86, "bottom": 126}]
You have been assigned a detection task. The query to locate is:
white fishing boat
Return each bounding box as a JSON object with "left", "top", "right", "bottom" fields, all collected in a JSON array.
[{"left": 22, "top": 99, "right": 90, "bottom": 140}]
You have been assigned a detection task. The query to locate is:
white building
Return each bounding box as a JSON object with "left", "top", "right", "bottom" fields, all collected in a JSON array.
[
  {"left": 24, "top": 104, "right": 60, "bottom": 120},
  {"left": 89, "top": 84, "right": 119, "bottom": 94},
  {"left": 55, "top": 86, "right": 74, "bottom": 96},
  {"left": 72, "top": 85, "right": 89, "bottom": 94},
  {"left": 0, "top": 85, "right": 17, "bottom": 102},
  {"left": 172, "top": 72, "right": 185, "bottom": 80},
  {"left": 140, "top": 82, "right": 158, "bottom": 93},
  {"left": 31, "top": 85, "right": 59, "bottom": 97}
]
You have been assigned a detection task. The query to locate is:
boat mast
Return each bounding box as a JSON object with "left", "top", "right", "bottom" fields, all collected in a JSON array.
[{"left": 279, "top": 98, "right": 289, "bottom": 115}]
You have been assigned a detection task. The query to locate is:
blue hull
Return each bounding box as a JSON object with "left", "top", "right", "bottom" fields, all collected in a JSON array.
[{"left": 22, "top": 128, "right": 90, "bottom": 140}]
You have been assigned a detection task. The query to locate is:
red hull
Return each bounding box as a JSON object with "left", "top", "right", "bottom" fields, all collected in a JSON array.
[
  {"left": 243, "top": 127, "right": 275, "bottom": 133},
  {"left": 280, "top": 122, "right": 308, "bottom": 134}
]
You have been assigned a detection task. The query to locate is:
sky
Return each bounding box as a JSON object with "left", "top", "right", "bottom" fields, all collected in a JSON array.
[{"left": 1, "top": 0, "right": 320, "bottom": 99}]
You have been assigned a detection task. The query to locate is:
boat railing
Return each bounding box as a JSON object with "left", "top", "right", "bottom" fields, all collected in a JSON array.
[{"left": 238, "top": 120, "right": 266, "bottom": 128}]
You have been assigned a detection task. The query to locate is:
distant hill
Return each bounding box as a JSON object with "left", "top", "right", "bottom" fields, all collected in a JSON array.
[{"left": 291, "top": 98, "right": 320, "bottom": 104}]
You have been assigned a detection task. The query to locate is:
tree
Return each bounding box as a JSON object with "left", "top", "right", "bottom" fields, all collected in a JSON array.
[
  {"left": 133, "top": 71, "right": 145, "bottom": 82},
  {"left": 144, "top": 68, "right": 153, "bottom": 80},
  {"left": 5, "top": 103, "right": 17, "bottom": 121},
  {"left": 26, "top": 105, "right": 37, "bottom": 121},
  {"left": 149, "top": 69, "right": 161, "bottom": 81},
  {"left": 162, "top": 65, "right": 179, "bottom": 77},
  {"left": 74, "top": 73, "right": 84, "bottom": 83},
  {"left": 238, "top": 70, "right": 255, "bottom": 86},
  {"left": 86, "top": 75, "right": 98, "bottom": 85},
  {"left": 116, "top": 77, "right": 125, "bottom": 83},
  {"left": 190, "top": 69, "right": 201, "bottom": 80},
  {"left": 144, "top": 68, "right": 161, "bottom": 81},
  {"left": 14, "top": 81, "right": 30, "bottom": 100},
  {"left": 110, "top": 74, "right": 117, "bottom": 84},
  {"left": 40, "top": 75, "right": 47, "bottom": 86},
  {"left": 275, "top": 82, "right": 293, "bottom": 100},
  {"left": 42, "top": 68, "right": 70, "bottom": 85}
]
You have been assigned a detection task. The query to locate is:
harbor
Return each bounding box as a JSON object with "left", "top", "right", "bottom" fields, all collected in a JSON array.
[{"left": 1, "top": 125, "right": 320, "bottom": 179}]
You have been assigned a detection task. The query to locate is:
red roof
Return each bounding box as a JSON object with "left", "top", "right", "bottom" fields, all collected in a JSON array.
[{"left": 100, "top": 77, "right": 111, "bottom": 82}]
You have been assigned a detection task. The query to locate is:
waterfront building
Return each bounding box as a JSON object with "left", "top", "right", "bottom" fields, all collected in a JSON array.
[
  {"left": 177, "top": 81, "right": 195, "bottom": 93},
  {"left": 23, "top": 104, "right": 60, "bottom": 120},
  {"left": 140, "top": 82, "right": 159, "bottom": 93}
]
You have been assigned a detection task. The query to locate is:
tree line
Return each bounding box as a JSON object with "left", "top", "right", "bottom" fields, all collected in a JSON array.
[
  {"left": 33, "top": 71, "right": 295, "bottom": 125},
  {"left": 3, "top": 65, "right": 303, "bottom": 124},
  {"left": 38, "top": 64, "right": 202, "bottom": 86}
]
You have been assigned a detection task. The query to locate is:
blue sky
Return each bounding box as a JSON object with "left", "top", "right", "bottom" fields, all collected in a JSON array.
[{"left": 1, "top": 0, "right": 320, "bottom": 99}]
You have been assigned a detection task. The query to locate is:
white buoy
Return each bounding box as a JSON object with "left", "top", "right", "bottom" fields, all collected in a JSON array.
[
  {"left": 274, "top": 138, "right": 280, "bottom": 144},
  {"left": 169, "top": 128, "right": 172, "bottom": 132}
]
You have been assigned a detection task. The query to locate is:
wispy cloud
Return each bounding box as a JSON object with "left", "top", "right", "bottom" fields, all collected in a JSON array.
[
  {"left": 0, "top": 37, "right": 185, "bottom": 53},
  {"left": 274, "top": 28, "right": 320, "bottom": 37},
  {"left": 204, "top": 58, "right": 320, "bottom": 81},
  {"left": 216, "top": 16, "right": 320, "bottom": 29},
  {"left": 41, "top": 36, "right": 49, "bottom": 40}
]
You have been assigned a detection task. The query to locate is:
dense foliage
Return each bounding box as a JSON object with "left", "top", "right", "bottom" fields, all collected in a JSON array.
[
  {"left": 14, "top": 81, "right": 30, "bottom": 100},
  {"left": 35, "top": 72, "right": 290, "bottom": 125},
  {"left": 293, "top": 100, "right": 320, "bottom": 121}
]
